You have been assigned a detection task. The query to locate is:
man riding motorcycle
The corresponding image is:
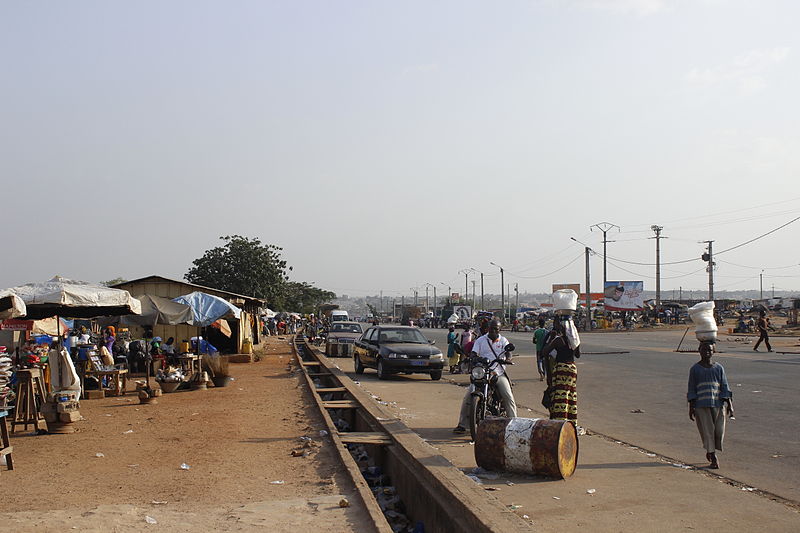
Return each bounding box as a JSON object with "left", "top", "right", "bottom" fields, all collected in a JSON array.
[{"left": 453, "top": 319, "right": 517, "bottom": 434}]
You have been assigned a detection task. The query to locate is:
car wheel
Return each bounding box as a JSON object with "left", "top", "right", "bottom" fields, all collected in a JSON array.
[
  {"left": 354, "top": 354, "right": 364, "bottom": 374},
  {"left": 376, "top": 358, "right": 388, "bottom": 380},
  {"left": 430, "top": 370, "right": 442, "bottom": 381}
]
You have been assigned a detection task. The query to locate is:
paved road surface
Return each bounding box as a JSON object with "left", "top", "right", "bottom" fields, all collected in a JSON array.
[{"left": 347, "top": 325, "right": 800, "bottom": 504}]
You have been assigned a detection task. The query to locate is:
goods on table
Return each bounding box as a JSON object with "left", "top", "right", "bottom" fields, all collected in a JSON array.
[{"left": 0, "top": 347, "right": 14, "bottom": 407}]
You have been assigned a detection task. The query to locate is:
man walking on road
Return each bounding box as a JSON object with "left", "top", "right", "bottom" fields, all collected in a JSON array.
[
  {"left": 688, "top": 341, "right": 734, "bottom": 469},
  {"left": 753, "top": 310, "right": 772, "bottom": 352}
]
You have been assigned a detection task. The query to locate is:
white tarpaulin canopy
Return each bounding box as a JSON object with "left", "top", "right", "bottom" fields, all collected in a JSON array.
[
  {"left": 0, "top": 291, "right": 26, "bottom": 320},
  {"left": 6, "top": 276, "right": 142, "bottom": 320}
]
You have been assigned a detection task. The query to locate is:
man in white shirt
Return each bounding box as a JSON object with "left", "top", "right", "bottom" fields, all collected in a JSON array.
[{"left": 453, "top": 319, "right": 517, "bottom": 433}]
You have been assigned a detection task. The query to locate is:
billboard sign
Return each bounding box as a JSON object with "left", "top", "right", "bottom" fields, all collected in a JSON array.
[
  {"left": 552, "top": 283, "right": 581, "bottom": 295},
  {"left": 604, "top": 281, "right": 644, "bottom": 311},
  {"left": 453, "top": 306, "right": 472, "bottom": 320}
]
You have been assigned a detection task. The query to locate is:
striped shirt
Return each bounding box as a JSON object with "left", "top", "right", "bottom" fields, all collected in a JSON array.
[{"left": 687, "top": 362, "right": 732, "bottom": 408}]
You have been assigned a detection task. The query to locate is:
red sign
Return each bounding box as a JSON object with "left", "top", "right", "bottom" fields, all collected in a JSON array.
[{"left": 0, "top": 319, "right": 33, "bottom": 331}]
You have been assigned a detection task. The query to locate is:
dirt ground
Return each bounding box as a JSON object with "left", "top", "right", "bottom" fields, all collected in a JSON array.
[{"left": 0, "top": 337, "right": 370, "bottom": 532}]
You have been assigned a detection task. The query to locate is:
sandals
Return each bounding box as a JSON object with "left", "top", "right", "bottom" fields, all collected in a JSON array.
[{"left": 707, "top": 452, "right": 719, "bottom": 469}]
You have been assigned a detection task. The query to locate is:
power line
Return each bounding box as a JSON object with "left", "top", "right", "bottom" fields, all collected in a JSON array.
[
  {"left": 715, "top": 215, "right": 800, "bottom": 255},
  {"left": 605, "top": 215, "right": 800, "bottom": 267},
  {"left": 619, "top": 195, "right": 800, "bottom": 230},
  {"left": 716, "top": 259, "right": 800, "bottom": 270},
  {"left": 505, "top": 253, "right": 584, "bottom": 280}
]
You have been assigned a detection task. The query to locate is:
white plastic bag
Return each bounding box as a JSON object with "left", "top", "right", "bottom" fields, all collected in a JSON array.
[
  {"left": 552, "top": 289, "right": 578, "bottom": 311},
  {"left": 689, "top": 301, "right": 717, "bottom": 341}
]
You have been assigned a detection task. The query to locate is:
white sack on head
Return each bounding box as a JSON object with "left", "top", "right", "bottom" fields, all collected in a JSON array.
[
  {"left": 552, "top": 289, "right": 578, "bottom": 311},
  {"left": 689, "top": 301, "right": 717, "bottom": 342}
]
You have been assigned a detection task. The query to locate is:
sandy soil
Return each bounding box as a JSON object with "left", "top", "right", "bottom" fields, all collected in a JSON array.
[{"left": 0, "top": 337, "right": 369, "bottom": 532}]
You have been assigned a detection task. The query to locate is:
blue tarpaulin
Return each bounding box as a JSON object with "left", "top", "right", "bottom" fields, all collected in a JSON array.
[{"left": 172, "top": 292, "right": 242, "bottom": 327}]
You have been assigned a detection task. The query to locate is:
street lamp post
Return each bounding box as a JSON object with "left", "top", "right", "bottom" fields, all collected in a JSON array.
[{"left": 489, "top": 262, "right": 505, "bottom": 324}]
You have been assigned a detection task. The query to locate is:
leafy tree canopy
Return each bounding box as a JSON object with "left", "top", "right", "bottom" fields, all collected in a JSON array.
[
  {"left": 283, "top": 281, "right": 336, "bottom": 315},
  {"left": 185, "top": 235, "right": 334, "bottom": 311},
  {"left": 102, "top": 277, "right": 128, "bottom": 287}
]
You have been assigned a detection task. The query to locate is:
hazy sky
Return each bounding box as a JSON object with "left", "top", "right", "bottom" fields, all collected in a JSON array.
[{"left": 2, "top": 0, "right": 799, "bottom": 300}]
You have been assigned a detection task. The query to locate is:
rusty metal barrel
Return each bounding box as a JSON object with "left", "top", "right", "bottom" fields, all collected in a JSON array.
[{"left": 474, "top": 417, "right": 578, "bottom": 479}]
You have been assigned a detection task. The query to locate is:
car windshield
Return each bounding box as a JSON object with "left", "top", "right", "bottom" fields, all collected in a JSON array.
[
  {"left": 377, "top": 328, "right": 429, "bottom": 344},
  {"left": 331, "top": 323, "right": 362, "bottom": 333}
]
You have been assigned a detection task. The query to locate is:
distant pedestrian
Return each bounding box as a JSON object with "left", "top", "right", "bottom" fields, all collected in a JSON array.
[
  {"left": 753, "top": 310, "right": 772, "bottom": 352},
  {"left": 687, "top": 341, "right": 733, "bottom": 469},
  {"left": 532, "top": 318, "right": 548, "bottom": 381},
  {"left": 447, "top": 326, "right": 459, "bottom": 374}
]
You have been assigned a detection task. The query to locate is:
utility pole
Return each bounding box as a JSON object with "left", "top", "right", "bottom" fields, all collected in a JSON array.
[
  {"left": 480, "top": 272, "right": 484, "bottom": 311},
  {"left": 584, "top": 247, "right": 592, "bottom": 332},
  {"left": 433, "top": 286, "right": 437, "bottom": 319},
  {"left": 650, "top": 225, "right": 665, "bottom": 314},
  {"left": 424, "top": 285, "right": 429, "bottom": 315},
  {"left": 401, "top": 295, "right": 405, "bottom": 323},
  {"left": 701, "top": 241, "right": 714, "bottom": 301},
  {"left": 679, "top": 286, "right": 682, "bottom": 304},
  {"left": 760, "top": 271, "right": 764, "bottom": 300},
  {"left": 380, "top": 290, "right": 383, "bottom": 315},
  {"left": 590, "top": 222, "right": 619, "bottom": 287},
  {"left": 772, "top": 284, "right": 775, "bottom": 298},
  {"left": 471, "top": 280, "right": 477, "bottom": 311},
  {"left": 507, "top": 284, "right": 511, "bottom": 324},
  {"left": 514, "top": 283, "right": 519, "bottom": 318},
  {"left": 490, "top": 262, "right": 505, "bottom": 324},
  {"left": 458, "top": 269, "right": 470, "bottom": 303}
]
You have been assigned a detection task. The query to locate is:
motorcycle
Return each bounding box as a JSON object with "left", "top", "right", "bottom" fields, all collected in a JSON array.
[{"left": 468, "top": 343, "right": 515, "bottom": 442}]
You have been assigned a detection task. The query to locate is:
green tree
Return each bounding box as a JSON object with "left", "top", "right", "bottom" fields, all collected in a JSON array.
[
  {"left": 185, "top": 235, "right": 290, "bottom": 305},
  {"left": 283, "top": 281, "right": 336, "bottom": 314},
  {"left": 102, "top": 277, "right": 128, "bottom": 287},
  {"left": 185, "top": 235, "right": 335, "bottom": 311}
]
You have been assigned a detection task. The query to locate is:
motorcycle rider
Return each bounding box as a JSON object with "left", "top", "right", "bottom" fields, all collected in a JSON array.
[{"left": 453, "top": 319, "right": 517, "bottom": 434}]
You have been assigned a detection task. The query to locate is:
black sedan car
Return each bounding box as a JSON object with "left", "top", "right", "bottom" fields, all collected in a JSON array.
[{"left": 353, "top": 326, "right": 445, "bottom": 380}]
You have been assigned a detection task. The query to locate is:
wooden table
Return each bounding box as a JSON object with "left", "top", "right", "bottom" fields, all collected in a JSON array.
[
  {"left": 175, "top": 355, "right": 201, "bottom": 375},
  {"left": 85, "top": 369, "right": 128, "bottom": 397}
]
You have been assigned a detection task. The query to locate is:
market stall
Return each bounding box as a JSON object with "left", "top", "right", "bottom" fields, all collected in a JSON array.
[{"left": 1, "top": 277, "right": 142, "bottom": 428}]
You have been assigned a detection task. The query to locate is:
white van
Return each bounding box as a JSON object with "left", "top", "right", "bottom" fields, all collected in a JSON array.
[{"left": 330, "top": 310, "right": 349, "bottom": 322}]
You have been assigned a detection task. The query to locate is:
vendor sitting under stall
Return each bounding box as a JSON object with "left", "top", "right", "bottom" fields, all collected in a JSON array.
[
  {"left": 150, "top": 337, "right": 166, "bottom": 371},
  {"left": 161, "top": 337, "right": 178, "bottom": 365}
]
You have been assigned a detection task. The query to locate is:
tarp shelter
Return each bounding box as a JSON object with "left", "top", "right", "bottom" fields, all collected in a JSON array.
[
  {"left": 0, "top": 291, "right": 26, "bottom": 320},
  {"left": 173, "top": 292, "right": 241, "bottom": 327},
  {"left": 106, "top": 295, "right": 194, "bottom": 327},
  {"left": 6, "top": 276, "right": 141, "bottom": 320},
  {"left": 31, "top": 317, "right": 72, "bottom": 336},
  {"left": 112, "top": 276, "right": 263, "bottom": 354}
]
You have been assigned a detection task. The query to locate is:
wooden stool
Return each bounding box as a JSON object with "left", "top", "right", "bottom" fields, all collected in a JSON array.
[
  {"left": 12, "top": 368, "right": 46, "bottom": 433},
  {"left": 0, "top": 409, "right": 13, "bottom": 470}
]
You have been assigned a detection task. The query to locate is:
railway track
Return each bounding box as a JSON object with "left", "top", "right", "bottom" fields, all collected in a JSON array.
[{"left": 292, "top": 335, "right": 531, "bottom": 533}]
